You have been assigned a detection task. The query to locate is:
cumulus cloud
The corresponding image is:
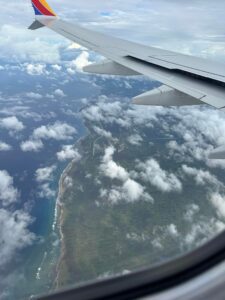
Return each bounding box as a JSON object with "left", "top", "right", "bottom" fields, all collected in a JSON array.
[
  {"left": 184, "top": 204, "right": 200, "bottom": 222},
  {"left": 100, "top": 146, "right": 153, "bottom": 203},
  {"left": 183, "top": 218, "right": 225, "bottom": 249},
  {"left": 35, "top": 165, "right": 56, "bottom": 183},
  {"left": 38, "top": 183, "right": 56, "bottom": 199},
  {"left": 0, "top": 116, "right": 25, "bottom": 132},
  {"left": 0, "top": 170, "right": 19, "bottom": 207},
  {"left": 93, "top": 126, "right": 113, "bottom": 140},
  {"left": 54, "top": 89, "right": 66, "bottom": 97},
  {"left": 101, "top": 146, "right": 129, "bottom": 181},
  {"left": 63, "top": 176, "right": 73, "bottom": 188},
  {"left": 51, "top": 64, "right": 62, "bottom": 71},
  {"left": 68, "top": 51, "right": 91, "bottom": 73},
  {"left": 182, "top": 165, "right": 222, "bottom": 189},
  {"left": 123, "top": 178, "right": 146, "bottom": 202},
  {"left": 26, "top": 92, "right": 42, "bottom": 99},
  {"left": 83, "top": 101, "right": 225, "bottom": 174},
  {"left": 0, "top": 142, "right": 12, "bottom": 151},
  {"left": 136, "top": 159, "right": 182, "bottom": 193},
  {"left": 20, "top": 139, "right": 44, "bottom": 152},
  {"left": 0, "top": 209, "right": 35, "bottom": 268},
  {"left": 21, "top": 122, "right": 76, "bottom": 152},
  {"left": 167, "top": 224, "right": 179, "bottom": 238},
  {"left": 127, "top": 134, "right": 143, "bottom": 146},
  {"left": 32, "top": 122, "right": 76, "bottom": 141},
  {"left": 166, "top": 107, "right": 225, "bottom": 165},
  {"left": 26, "top": 63, "right": 46, "bottom": 76},
  {"left": 35, "top": 165, "right": 56, "bottom": 199},
  {"left": 210, "top": 193, "right": 225, "bottom": 220},
  {"left": 57, "top": 145, "right": 81, "bottom": 162}
]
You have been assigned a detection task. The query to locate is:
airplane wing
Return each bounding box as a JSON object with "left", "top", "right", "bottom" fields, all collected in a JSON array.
[{"left": 29, "top": 0, "right": 225, "bottom": 110}]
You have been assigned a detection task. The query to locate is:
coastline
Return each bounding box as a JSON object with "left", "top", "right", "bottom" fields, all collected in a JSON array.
[
  {"left": 54, "top": 134, "right": 87, "bottom": 290},
  {"left": 54, "top": 158, "right": 74, "bottom": 289}
]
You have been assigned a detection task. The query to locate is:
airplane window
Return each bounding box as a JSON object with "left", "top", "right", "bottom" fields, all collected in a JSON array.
[{"left": 1, "top": 1, "right": 225, "bottom": 299}]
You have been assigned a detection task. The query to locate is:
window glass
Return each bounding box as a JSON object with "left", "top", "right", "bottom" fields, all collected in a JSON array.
[{"left": 1, "top": 1, "right": 225, "bottom": 299}]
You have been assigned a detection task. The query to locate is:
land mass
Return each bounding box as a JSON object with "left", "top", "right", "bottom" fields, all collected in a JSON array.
[{"left": 55, "top": 100, "right": 224, "bottom": 289}]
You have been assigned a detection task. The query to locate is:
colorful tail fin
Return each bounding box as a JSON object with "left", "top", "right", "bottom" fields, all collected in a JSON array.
[{"left": 31, "top": 0, "right": 56, "bottom": 17}]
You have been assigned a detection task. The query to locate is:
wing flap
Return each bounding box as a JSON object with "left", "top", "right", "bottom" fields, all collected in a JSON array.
[
  {"left": 132, "top": 85, "right": 202, "bottom": 106},
  {"left": 129, "top": 54, "right": 225, "bottom": 83},
  {"left": 83, "top": 60, "right": 140, "bottom": 76}
]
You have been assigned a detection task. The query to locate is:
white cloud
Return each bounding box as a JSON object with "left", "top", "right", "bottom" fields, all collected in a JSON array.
[
  {"left": 183, "top": 218, "right": 225, "bottom": 249},
  {"left": 54, "top": 89, "right": 66, "bottom": 97},
  {"left": 0, "top": 209, "right": 35, "bottom": 267},
  {"left": 210, "top": 193, "right": 225, "bottom": 220},
  {"left": 26, "top": 63, "right": 46, "bottom": 76},
  {"left": 20, "top": 139, "right": 44, "bottom": 152},
  {"left": 182, "top": 165, "right": 222, "bottom": 188},
  {"left": 122, "top": 178, "right": 145, "bottom": 202},
  {"left": 100, "top": 146, "right": 153, "bottom": 203},
  {"left": 21, "top": 123, "right": 76, "bottom": 152},
  {"left": 35, "top": 166, "right": 56, "bottom": 199},
  {"left": 136, "top": 159, "right": 182, "bottom": 193},
  {"left": 184, "top": 204, "right": 200, "bottom": 222},
  {"left": 68, "top": 51, "right": 91, "bottom": 74},
  {"left": 35, "top": 165, "right": 56, "bottom": 183},
  {"left": 51, "top": 64, "right": 62, "bottom": 71},
  {"left": 38, "top": 183, "right": 56, "bottom": 199},
  {"left": 33, "top": 122, "right": 76, "bottom": 141},
  {"left": 0, "top": 142, "right": 12, "bottom": 151},
  {"left": 167, "top": 224, "right": 179, "bottom": 238},
  {"left": 127, "top": 134, "right": 143, "bottom": 146},
  {"left": 63, "top": 176, "right": 73, "bottom": 188},
  {"left": 57, "top": 145, "right": 81, "bottom": 162},
  {"left": 0, "top": 116, "right": 25, "bottom": 132},
  {"left": 26, "top": 92, "right": 42, "bottom": 100},
  {"left": 101, "top": 146, "right": 129, "bottom": 181},
  {"left": 93, "top": 126, "right": 113, "bottom": 139},
  {"left": 0, "top": 170, "right": 19, "bottom": 207},
  {"left": 167, "top": 107, "right": 225, "bottom": 163}
]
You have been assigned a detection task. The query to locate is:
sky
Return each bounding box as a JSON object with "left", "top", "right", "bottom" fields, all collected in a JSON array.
[{"left": 1, "top": 0, "right": 225, "bottom": 64}]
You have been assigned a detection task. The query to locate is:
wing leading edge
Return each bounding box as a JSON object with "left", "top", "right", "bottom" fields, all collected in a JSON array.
[{"left": 29, "top": 0, "right": 225, "bottom": 109}]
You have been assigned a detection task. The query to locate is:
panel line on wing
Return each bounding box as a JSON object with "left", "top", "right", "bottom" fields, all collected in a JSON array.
[
  {"left": 126, "top": 55, "right": 225, "bottom": 87},
  {"left": 147, "top": 55, "right": 225, "bottom": 79}
]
